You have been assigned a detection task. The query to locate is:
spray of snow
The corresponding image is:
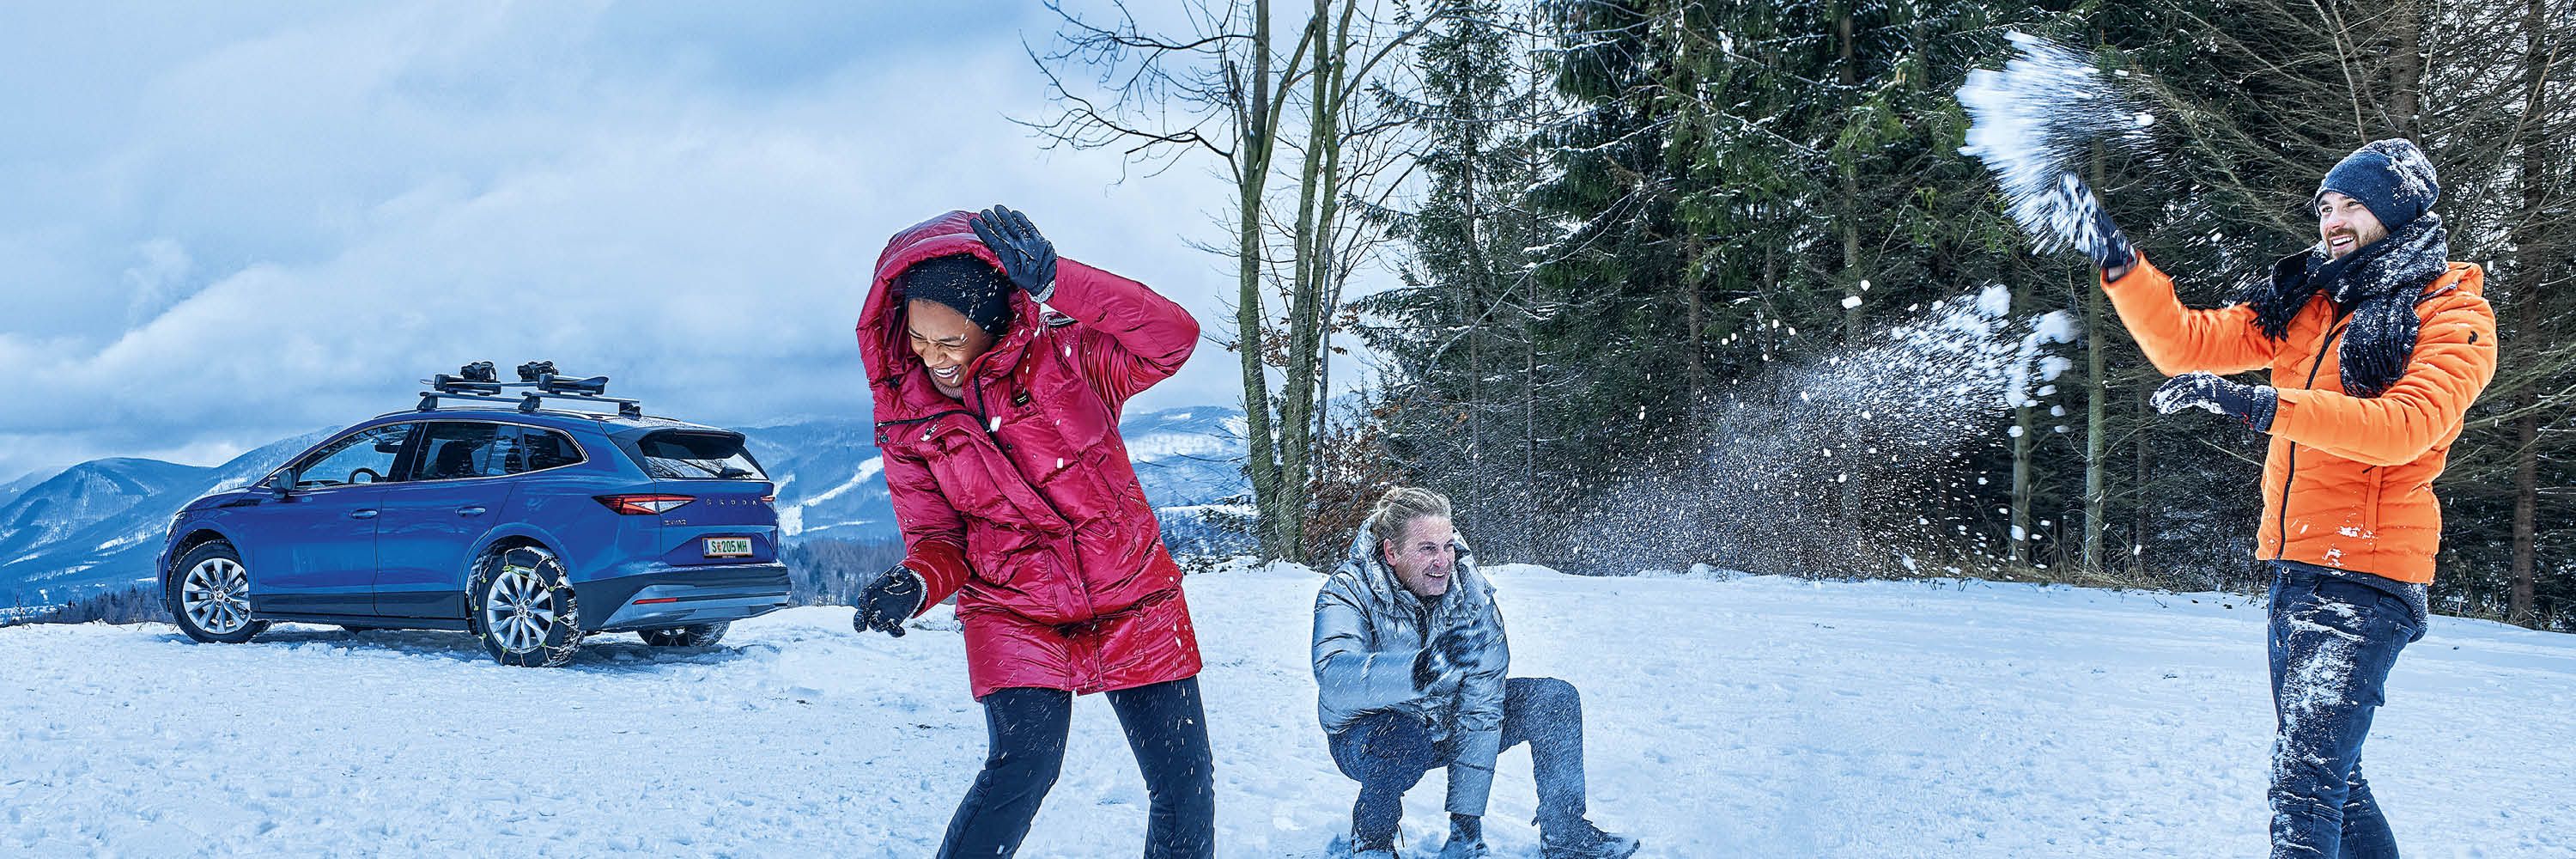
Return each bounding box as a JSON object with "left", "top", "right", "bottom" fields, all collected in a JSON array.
[
  {"left": 1566, "top": 289, "right": 2079, "bottom": 576},
  {"left": 1956, "top": 33, "right": 2157, "bottom": 259}
]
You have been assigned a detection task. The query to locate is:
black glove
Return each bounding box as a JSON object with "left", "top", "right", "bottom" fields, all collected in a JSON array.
[
  {"left": 968, "top": 205, "right": 1060, "bottom": 304},
  {"left": 2058, "top": 174, "right": 2136, "bottom": 272},
  {"left": 2151, "top": 372, "right": 2278, "bottom": 431},
  {"left": 1412, "top": 626, "right": 1487, "bottom": 691},
  {"left": 853, "top": 564, "right": 925, "bottom": 637}
]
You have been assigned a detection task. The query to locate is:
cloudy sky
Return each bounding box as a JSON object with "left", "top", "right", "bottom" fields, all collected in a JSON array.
[{"left": 0, "top": 2, "right": 1269, "bottom": 480}]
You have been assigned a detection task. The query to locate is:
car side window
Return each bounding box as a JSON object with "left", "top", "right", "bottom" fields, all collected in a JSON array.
[
  {"left": 292, "top": 423, "right": 413, "bottom": 489},
  {"left": 489, "top": 428, "right": 529, "bottom": 475},
  {"left": 510, "top": 426, "right": 585, "bottom": 472},
  {"left": 415, "top": 422, "right": 505, "bottom": 480}
]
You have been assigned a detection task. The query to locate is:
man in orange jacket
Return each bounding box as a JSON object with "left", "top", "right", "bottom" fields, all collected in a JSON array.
[{"left": 2081, "top": 138, "right": 2496, "bottom": 859}]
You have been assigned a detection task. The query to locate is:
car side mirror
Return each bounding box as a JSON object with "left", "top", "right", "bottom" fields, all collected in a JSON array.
[{"left": 264, "top": 472, "right": 294, "bottom": 499}]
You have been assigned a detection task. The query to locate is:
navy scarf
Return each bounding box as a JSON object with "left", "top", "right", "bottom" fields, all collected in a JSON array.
[{"left": 2245, "top": 213, "right": 2451, "bottom": 398}]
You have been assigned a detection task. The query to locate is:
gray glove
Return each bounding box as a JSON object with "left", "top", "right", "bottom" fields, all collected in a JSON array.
[{"left": 1412, "top": 626, "right": 1487, "bottom": 691}]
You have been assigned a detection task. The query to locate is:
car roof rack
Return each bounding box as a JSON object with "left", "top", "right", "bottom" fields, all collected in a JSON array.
[{"left": 417, "top": 361, "right": 643, "bottom": 419}]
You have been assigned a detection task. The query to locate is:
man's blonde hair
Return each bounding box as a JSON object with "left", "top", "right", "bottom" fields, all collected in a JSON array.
[{"left": 1367, "top": 486, "right": 1454, "bottom": 551}]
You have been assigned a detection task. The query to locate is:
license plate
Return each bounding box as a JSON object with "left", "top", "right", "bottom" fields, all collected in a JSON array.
[{"left": 702, "top": 537, "right": 753, "bottom": 557}]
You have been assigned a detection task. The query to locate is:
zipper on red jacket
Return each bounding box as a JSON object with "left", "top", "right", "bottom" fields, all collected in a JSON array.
[
  {"left": 875, "top": 408, "right": 977, "bottom": 438},
  {"left": 2275, "top": 314, "right": 2351, "bottom": 562},
  {"left": 970, "top": 369, "right": 1099, "bottom": 621}
]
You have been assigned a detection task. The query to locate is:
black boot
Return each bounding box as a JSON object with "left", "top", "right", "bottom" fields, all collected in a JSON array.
[
  {"left": 1540, "top": 819, "right": 1639, "bottom": 859},
  {"left": 1333, "top": 827, "right": 1402, "bottom": 859}
]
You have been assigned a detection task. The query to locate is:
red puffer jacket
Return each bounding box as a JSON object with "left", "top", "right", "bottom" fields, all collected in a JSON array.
[{"left": 855, "top": 210, "right": 1203, "bottom": 699}]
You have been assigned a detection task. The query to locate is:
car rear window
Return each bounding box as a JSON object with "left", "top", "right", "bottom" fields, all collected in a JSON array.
[{"left": 623, "top": 430, "right": 767, "bottom": 480}]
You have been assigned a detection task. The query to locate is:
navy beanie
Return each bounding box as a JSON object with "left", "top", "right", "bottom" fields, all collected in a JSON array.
[
  {"left": 898, "top": 254, "right": 1015, "bottom": 339},
  {"left": 2317, "top": 138, "right": 2440, "bottom": 229}
]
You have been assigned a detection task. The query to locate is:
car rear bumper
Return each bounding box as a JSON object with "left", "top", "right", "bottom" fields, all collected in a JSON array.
[{"left": 578, "top": 563, "right": 792, "bottom": 632}]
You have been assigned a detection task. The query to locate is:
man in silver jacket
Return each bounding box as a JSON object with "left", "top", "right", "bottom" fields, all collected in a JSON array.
[{"left": 1311, "top": 487, "right": 1638, "bottom": 859}]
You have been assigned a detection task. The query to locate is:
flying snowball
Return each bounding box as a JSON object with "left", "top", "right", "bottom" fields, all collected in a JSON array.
[{"left": 1956, "top": 32, "right": 2159, "bottom": 259}]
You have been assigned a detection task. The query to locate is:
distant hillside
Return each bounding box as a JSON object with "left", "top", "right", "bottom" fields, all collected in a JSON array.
[{"left": 1, "top": 431, "right": 335, "bottom": 607}]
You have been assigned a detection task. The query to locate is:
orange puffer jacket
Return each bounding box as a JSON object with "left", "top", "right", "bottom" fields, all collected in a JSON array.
[{"left": 2101, "top": 253, "right": 2497, "bottom": 584}]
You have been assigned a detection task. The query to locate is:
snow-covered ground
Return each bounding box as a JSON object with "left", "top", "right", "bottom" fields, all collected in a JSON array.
[{"left": 3, "top": 564, "right": 2571, "bottom": 857}]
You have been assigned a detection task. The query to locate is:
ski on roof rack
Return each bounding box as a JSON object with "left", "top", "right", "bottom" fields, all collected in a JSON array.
[{"left": 418, "top": 361, "right": 643, "bottom": 418}]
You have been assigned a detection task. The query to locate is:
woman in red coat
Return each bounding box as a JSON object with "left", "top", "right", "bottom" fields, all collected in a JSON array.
[{"left": 850, "top": 207, "right": 1212, "bottom": 858}]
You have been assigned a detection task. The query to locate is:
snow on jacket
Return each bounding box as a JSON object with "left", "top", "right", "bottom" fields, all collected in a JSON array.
[
  {"left": 856, "top": 210, "right": 1203, "bottom": 699},
  {"left": 1311, "top": 521, "right": 1510, "bottom": 817},
  {"left": 2100, "top": 252, "right": 2497, "bottom": 584}
]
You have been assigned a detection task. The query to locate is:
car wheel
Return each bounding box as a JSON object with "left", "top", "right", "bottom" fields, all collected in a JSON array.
[
  {"left": 469, "top": 545, "right": 584, "bottom": 667},
  {"left": 167, "top": 541, "right": 270, "bottom": 644},
  {"left": 638, "top": 622, "right": 728, "bottom": 647}
]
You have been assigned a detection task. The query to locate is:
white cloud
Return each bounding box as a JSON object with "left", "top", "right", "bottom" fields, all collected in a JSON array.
[
  {"left": 120, "top": 238, "right": 195, "bottom": 325},
  {"left": 0, "top": 2, "right": 1249, "bottom": 477}
]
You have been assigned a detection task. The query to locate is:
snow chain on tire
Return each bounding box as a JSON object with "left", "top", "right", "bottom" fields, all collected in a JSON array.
[{"left": 471, "top": 545, "right": 585, "bottom": 667}]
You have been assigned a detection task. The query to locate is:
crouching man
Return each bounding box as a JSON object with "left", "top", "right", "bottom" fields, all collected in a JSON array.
[{"left": 1311, "top": 487, "right": 1638, "bottom": 859}]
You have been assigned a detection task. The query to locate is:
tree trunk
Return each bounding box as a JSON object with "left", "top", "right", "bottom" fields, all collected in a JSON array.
[
  {"left": 2512, "top": 393, "right": 2537, "bottom": 624},
  {"left": 2083, "top": 264, "right": 2109, "bottom": 573},
  {"left": 1838, "top": 9, "right": 1865, "bottom": 343},
  {"left": 1516, "top": 2, "right": 1545, "bottom": 563},
  {"left": 1463, "top": 93, "right": 1488, "bottom": 539},
  {"left": 2012, "top": 402, "right": 2035, "bottom": 566},
  {"left": 1279, "top": 0, "right": 1367, "bottom": 563},
  {"left": 2133, "top": 379, "right": 2152, "bottom": 575},
  {"left": 2384, "top": 1, "right": 2424, "bottom": 138},
  {"left": 1236, "top": 1, "right": 1288, "bottom": 560},
  {"left": 2506, "top": 0, "right": 2554, "bottom": 626},
  {"left": 2083, "top": 154, "right": 2111, "bottom": 574},
  {"left": 2009, "top": 272, "right": 2034, "bottom": 567},
  {"left": 1275, "top": 6, "right": 1336, "bottom": 563}
]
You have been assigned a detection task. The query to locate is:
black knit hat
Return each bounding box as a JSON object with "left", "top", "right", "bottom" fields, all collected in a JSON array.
[
  {"left": 897, "top": 254, "right": 1015, "bottom": 339},
  {"left": 2317, "top": 138, "right": 2441, "bottom": 230}
]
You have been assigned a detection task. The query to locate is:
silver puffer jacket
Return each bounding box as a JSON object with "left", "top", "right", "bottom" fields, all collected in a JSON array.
[{"left": 1310, "top": 520, "right": 1510, "bottom": 816}]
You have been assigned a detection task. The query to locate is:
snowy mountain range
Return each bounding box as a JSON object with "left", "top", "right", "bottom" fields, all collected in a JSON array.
[{"left": 0, "top": 407, "right": 1249, "bottom": 606}]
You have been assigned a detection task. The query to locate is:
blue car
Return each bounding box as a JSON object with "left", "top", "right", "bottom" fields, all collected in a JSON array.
[{"left": 157, "top": 364, "right": 791, "bottom": 667}]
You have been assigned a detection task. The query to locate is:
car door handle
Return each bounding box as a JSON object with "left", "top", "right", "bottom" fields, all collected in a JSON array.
[
  {"left": 456, "top": 506, "right": 487, "bottom": 516},
  {"left": 350, "top": 509, "right": 380, "bottom": 520}
]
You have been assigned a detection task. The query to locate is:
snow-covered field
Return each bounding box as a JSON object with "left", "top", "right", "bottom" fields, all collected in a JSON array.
[{"left": 3, "top": 564, "right": 2571, "bottom": 857}]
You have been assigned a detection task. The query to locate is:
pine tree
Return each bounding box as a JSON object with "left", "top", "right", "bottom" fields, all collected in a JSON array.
[{"left": 1356, "top": 0, "right": 1558, "bottom": 558}]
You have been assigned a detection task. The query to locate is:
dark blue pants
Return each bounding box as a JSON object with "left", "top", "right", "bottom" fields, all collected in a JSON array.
[
  {"left": 1327, "top": 676, "right": 1589, "bottom": 847},
  {"left": 937, "top": 677, "right": 1215, "bottom": 859},
  {"left": 2267, "top": 564, "right": 2419, "bottom": 859}
]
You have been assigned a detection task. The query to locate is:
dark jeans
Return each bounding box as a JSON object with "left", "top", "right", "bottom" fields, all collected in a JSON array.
[
  {"left": 2267, "top": 564, "right": 2419, "bottom": 859},
  {"left": 1327, "top": 676, "right": 1589, "bottom": 847},
  {"left": 937, "top": 677, "right": 1215, "bottom": 859}
]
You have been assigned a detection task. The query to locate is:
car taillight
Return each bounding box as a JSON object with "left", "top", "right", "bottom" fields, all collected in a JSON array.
[{"left": 594, "top": 494, "right": 695, "bottom": 515}]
